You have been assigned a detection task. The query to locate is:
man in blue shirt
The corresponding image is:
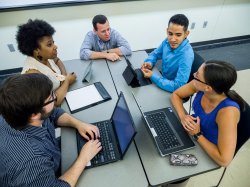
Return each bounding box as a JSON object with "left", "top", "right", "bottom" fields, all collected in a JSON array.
[
  {"left": 0, "top": 74, "right": 102, "bottom": 187},
  {"left": 80, "top": 14, "right": 132, "bottom": 62},
  {"left": 141, "top": 14, "right": 194, "bottom": 92}
]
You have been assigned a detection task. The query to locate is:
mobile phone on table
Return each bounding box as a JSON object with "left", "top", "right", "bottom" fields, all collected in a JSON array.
[{"left": 169, "top": 153, "right": 198, "bottom": 166}]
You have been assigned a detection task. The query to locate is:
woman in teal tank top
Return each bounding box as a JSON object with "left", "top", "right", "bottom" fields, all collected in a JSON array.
[{"left": 171, "top": 60, "right": 246, "bottom": 167}]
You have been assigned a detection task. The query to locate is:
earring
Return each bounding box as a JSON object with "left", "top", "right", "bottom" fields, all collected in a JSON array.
[{"left": 37, "top": 55, "right": 43, "bottom": 61}]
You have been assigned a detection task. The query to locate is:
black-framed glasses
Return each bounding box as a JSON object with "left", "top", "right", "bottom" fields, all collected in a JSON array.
[
  {"left": 43, "top": 91, "right": 57, "bottom": 107},
  {"left": 193, "top": 73, "right": 209, "bottom": 85}
]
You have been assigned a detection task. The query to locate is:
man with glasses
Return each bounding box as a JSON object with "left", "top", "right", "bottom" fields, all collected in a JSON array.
[
  {"left": 0, "top": 73, "right": 101, "bottom": 187},
  {"left": 80, "top": 14, "right": 132, "bottom": 62},
  {"left": 141, "top": 14, "right": 194, "bottom": 92}
]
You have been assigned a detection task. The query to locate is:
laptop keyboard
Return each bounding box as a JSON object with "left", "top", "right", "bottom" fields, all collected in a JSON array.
[
  {"left": 92, "top": 121, "right": 117, "bottom": 165},
  {"left": 146, "top": 111, "right": 182, "bottom": 150}
]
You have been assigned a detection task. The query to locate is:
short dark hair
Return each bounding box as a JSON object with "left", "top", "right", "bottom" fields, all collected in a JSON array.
[
  {"left": 92, "top": 14, "right": 108, "bottom": 31},
  {"left": 168, "top": 14, "right": 189, "bottom": 31},
  {"left": 204, "top": 60, "right": 246, "bottom": 111},
  {"left": 16, "top": 19, "right": 55, "bottom": 56},
  {"left": 0, "top": 74, "right": 53, "bottom": 129}
]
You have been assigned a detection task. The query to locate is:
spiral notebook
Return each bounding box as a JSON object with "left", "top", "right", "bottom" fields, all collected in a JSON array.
[{"left": 65, "top": 82, "right": 111, "bottom": 113}]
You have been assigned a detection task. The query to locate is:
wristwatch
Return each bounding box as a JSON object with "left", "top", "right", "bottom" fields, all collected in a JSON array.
[{"left": 193, "top": 132, "right": 203, "bottom": 141}]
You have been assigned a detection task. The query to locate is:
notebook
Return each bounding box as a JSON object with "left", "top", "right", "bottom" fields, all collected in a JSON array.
[
  {"left": 132, "top": 93, "right": 195, "bottom": 157},
  {"left": 65, "top": 82, "right": 111, "bottom": 114},
  {"left": 76, "top": 92, "right": 137, "bottom": 168},
  {"left": 122, "top": 56, "right": 152, "bottom": 88}
]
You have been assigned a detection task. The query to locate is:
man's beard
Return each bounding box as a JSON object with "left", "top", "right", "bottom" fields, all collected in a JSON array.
[{"left": 40, "top": 108, "right": 54, "bottom": 120}]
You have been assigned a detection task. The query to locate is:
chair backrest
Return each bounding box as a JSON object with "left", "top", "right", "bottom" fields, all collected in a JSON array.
[
  {"left": 187, "top": 51, "right": 205, "bottom": 83},
  {"left": 183, "top": 51, "right": 205, "bottom": 103},
  {"left": 235, "top": 102, "right": 250, "bottom": 153}
]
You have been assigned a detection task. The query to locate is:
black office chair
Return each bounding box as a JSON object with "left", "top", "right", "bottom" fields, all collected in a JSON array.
[
  {"left": 215, "top": 101, "right": 250, "bottom": 187},
  {"left": 184, "top": 51, "right": 205, "bottom": 112},
  {"left": 187, "top": 51, "right": 205, "bottom": 83},
  {"left": 235, "top": 102, "right": 250, "bottom": 153}
]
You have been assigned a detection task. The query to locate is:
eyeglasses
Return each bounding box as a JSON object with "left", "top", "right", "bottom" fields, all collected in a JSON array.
[
  {"left": 43, "top": 91, "right": 57, "bottom": 107},
  {"left": 193, "top": 73, "right": 209, "bottom": 85}
]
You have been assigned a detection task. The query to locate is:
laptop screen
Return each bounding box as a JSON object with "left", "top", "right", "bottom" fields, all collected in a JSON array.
[{"left": 111, "top": 93, "right": 136, "bottom": 155}]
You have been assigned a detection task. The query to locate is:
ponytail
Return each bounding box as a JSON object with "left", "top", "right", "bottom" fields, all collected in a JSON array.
[{"left": 225, "top": 90, "right": 246, "bottom": 111}]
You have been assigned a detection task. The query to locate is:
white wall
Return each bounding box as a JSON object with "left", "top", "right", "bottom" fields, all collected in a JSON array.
[{"left": 0, "top": 0, "right": 250, "bottom": 70}]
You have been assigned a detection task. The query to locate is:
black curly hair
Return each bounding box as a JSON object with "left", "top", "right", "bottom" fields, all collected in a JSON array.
[{"left": 16, "top": 19, "right": 55, "bottom": 56}]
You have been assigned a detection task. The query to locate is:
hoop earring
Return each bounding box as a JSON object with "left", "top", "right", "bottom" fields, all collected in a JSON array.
[{"left": 37, "top": 55, "right": 43, "bottom": 61}]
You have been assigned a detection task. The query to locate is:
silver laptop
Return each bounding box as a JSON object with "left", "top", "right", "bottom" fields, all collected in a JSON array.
[{"left": 132, "top": 93, "right": 195, "bottom": 156}]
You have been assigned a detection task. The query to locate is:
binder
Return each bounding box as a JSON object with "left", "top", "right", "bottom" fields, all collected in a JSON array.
[{"left": 65, "top": 82, "right": 111, "bottom": 113}]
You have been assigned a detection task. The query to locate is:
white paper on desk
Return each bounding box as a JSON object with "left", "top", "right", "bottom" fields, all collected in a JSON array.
[{"left": 66, "top": 84, "right": 103, "bottom": 111}]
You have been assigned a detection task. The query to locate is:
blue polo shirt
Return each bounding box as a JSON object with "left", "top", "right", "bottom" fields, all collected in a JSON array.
[
  {"left": 144, "top": 38, "right": 194, "bottom": 92},
  {"left": 0, "top": 108, "right": 70, "bottom": 187}
]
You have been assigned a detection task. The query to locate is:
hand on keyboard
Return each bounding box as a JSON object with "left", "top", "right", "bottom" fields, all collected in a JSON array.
[
  {"left": 79, "top": 139, "right": 102, "bottom": 164},
  {"left": 86, "top": 132, "right": 100, "bottom": 140},
  {"left": 77, "top": 122, "right": 100, "bottom": 141}
]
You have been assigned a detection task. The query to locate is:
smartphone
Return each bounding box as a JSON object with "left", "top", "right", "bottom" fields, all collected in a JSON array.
[{"left": 169, "top": 153, "right": 198, "bottom": 166}]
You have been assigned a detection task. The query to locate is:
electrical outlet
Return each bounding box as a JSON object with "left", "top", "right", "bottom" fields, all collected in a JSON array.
[
  {"left": 190, "top": 22, "right": 195, "bottom": 30},
  {"left": 7, "top": 44, "right": 15, "bottom": 52},
  {"left": 203, "top": 21, "right": 208, "bottom": 28}
]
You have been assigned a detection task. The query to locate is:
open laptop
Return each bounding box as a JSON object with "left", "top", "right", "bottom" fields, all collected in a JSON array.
[
  {"left": 122, "top": 56, "right": 152, "bottom": 88},
  {"left": 132, "top": 93, "right": 195, "bottom": 157},
  {"left": 76, "top": 92, "right": 137, "bottom": 168}
]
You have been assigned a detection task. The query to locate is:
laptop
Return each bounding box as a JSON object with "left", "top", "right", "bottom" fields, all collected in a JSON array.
[
  {"left": 76, "top": 92, "right": 137, "bottom": 168},
  {"left": 132, "top": 93, "right": 195, "bottom": 157},
  {"left": 122, "top": 56, "right": 152, "bottom": 88}
]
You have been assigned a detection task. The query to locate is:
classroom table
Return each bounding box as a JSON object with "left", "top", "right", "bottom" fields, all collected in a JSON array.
[
  {"left": 106, "top": 51, "right": 220, "bottom": 186},
  {"left": 60, "top": 58, "right": 148, "bottom": 187}
]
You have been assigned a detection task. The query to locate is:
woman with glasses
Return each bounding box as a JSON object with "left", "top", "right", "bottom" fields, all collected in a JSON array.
[
  {"left": 171, "top": 60, "right": 245, "bottom": 166},
  {"left": 16, "top": 19, "right": 76, "bottom": 106}
]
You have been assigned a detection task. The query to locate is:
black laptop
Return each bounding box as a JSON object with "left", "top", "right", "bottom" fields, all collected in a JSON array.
[
  {"left": 76, "top": 92, "right": 137, "bottom": 168},
  {"left": 132, "top": 93, "right": 195, "bottom": 157},
  {"left": 122, "top": 56, "right": 152, "bottom": 88}
]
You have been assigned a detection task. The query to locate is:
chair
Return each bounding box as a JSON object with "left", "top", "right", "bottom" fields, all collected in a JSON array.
[
  {"left": 188, "top": 51, "right": 205, "bottom": 83},
  {"left": 183, "top": 51, "right": 205, "bottom": 110},
  {"left": 215, "top": 101, "right": 250, "bottom": 187},
  {"left": 235, "top": 102, "right": 250, "bottom": 153}
]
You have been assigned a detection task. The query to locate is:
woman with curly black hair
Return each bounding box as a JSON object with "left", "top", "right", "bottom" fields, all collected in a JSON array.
[{"left": 16, "top": 19, "right": 76, "bottom": 106}]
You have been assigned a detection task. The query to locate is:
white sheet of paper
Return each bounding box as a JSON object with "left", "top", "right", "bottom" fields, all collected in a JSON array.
[{"left": 66, "top": 84, "right": 103, "bottom": 111}]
